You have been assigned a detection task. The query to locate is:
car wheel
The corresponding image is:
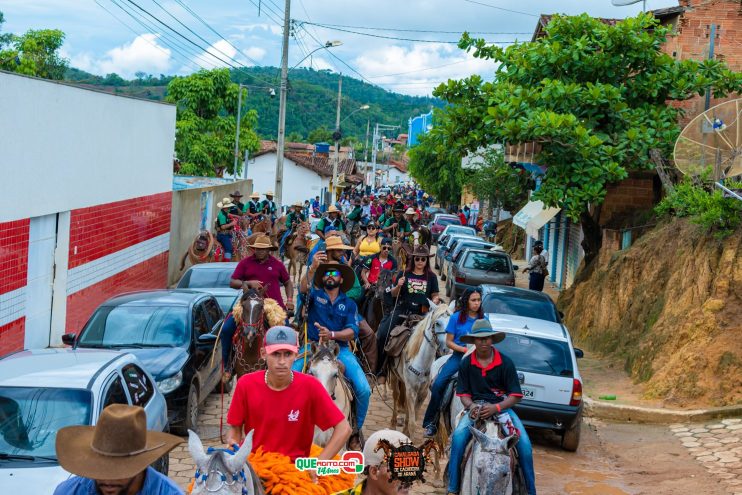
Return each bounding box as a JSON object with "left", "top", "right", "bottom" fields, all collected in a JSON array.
[
  {"left": 212, "top": 375, "right": 233, "bottom": 395},
  {"left": 152, "top": 452, "right": 169, "bottom": 475},
  {"left": 561, "top": 412, "right": 582, "bottom": 451},
  {"left": 185, "top": 383, "right": 199, "bottom": 433}
]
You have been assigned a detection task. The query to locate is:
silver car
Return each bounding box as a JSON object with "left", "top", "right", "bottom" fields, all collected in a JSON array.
[
  {"left": 0, "top": 349, "right": 169, "bottom": 492},
  {"left": 446, "top": 248, "right": 519, "bottom": 299},
  {"left": 177, "top": 261, "right": 240, "bottom": 313}
]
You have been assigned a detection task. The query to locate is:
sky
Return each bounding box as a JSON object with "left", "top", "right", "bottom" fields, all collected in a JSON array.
[{"left": 2, "top": 0, "right": 679, "bottom": 96}]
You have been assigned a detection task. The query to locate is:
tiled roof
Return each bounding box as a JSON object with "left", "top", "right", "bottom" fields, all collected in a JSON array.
[
  {"left": 388, "top": 159, "right": 408, "bottom": 173},
  {"left": 285, "top": 152, "right": 357, "bottom": 178}
]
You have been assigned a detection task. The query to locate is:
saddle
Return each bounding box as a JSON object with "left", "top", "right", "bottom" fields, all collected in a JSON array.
[
  {"left": 441, "top": 373, "right": 459, "bottom": 432},
  {"left": 384, "top": 314, "right": 425, "bottom": 358}
]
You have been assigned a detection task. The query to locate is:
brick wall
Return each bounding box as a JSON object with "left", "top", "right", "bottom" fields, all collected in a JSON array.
[
  {"left": 601, "top": 176, "right": 658, "bottom": 227},
  {"left": 663, "top": 0, "right": 742, "bottom": 126},
  {"left": 0, "top": 219, "right": 30, "bottom": 355}
]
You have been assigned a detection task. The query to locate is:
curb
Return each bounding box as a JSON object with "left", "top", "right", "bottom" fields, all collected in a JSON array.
[{"left": 584, "top": 396, "right": 742, "bottom": 424}]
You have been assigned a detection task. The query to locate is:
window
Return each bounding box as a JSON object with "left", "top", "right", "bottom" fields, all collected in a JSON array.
[
  {"left": 77, "top": 305, "right": 189, "bottom": 347},
  {"left": 193, "top": 304, "right": 210, "bottom": 335},
  {"left": 121, "top": 365, "right": 154, "bottom": 407},
  {"left": 179, "top": 268, "right": 234, "bottom": 289},
  {"left": 203, "top": 298, "right": 224, "bottom": 330},
  {"left": 463, "top": 253, "right": 510, "bottom": 273},
  {"left": 496, "top": 334, "right": 573, "bottom": 377},
  {"left": 482, "top": 294, "right": 559, "bottom": 322},
  {"left": 102, "top": 375, "right": 129, "bottom": 409}
]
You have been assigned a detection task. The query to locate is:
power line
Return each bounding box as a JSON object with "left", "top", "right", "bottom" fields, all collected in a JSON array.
[
  {"left": 299, "top": 25, "right": 375, "bottom": 85},
  {"left": 462, "top": 0, "right": 538, "bottom": 17},
  {"left": 297, "top": 20, "right": 531, "bottom": 35}
]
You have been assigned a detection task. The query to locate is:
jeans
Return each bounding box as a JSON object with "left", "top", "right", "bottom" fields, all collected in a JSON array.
[
  {"left": 216, "top": 232, "right": 233, "bottom": 260},
  {"left": 448, "top": 408, "right": 536, "bottom": 495},
  {"left": 529, "top": 272, "right": 545, "bottom": 291},
  {"left": 422, "top": 352, "right": 463, "bottom": 429},
  {"left": 293, "top": 344, "right": 370, "bottom": 430},
  {"left": 220, "top": 314, "right": 237, "bottom": 371},
  {"left": 279, "top": 229, "right": 292, "bottom": 257}
]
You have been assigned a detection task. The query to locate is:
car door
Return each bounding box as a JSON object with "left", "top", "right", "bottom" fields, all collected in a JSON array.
[
  {"left": 97, "top": 371, "right": 131, "bottom": 420},
  {"left": 201, "top": 297, "right": 225, "bottom": 392},
  {"left": 121, "top": 363, "right": 167, "bottom": 432},
  {"left": 191, "top": 300, "right": 219, "bottom": 398}
]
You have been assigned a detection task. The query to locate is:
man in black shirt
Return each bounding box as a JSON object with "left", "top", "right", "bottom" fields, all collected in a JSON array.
[{"left": 448, "top": 319, "right": 536, "bottom": 495}]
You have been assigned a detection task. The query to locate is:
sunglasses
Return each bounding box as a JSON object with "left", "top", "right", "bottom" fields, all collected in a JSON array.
[
  {"left": 367, "top": 226, "right": 377, "bottom": 230},
  {"left": 414, "top": 256, "right": 428, "bottom": 262},
  {"left": 382, "top": 246, "right": 391, "bottom": 250},
  {"left": 323, "top": 270, "right": 341, "bottom": 278}
]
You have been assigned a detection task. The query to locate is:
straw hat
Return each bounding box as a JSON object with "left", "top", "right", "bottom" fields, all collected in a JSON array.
[
  {"left": 56, "top": 404, "right": 181, "bottom": 480},
  {"left": 265, "top": 190, "right": 274, "bottom": 197},
  {"left": 217, "top": 197, "right": 236, "bottom": 209},
  {"left": 313, "top": 263, "right": 355, "bottom": 293},
  {"left": 292, "top": 201, "right": 304, "bottom": 208},
  {"left": 325, "top": 236, "right": 353, "bottom": 251},
  {"left": 250, "top": 192, "right": 260, "bottom": 199},
  {"left": 327, "top": 205, "right": 340, "bottom": 213},
  {"left": 404, "top": 207, "right": 417, "bottom": 216},
  {"left": 247, "top": 234, "right": 277, "bottom": 250}
]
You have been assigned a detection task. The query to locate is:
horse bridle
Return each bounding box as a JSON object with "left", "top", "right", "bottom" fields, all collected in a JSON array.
[{"left": 193, "top": 447, "right": 249, "bottom": 494}]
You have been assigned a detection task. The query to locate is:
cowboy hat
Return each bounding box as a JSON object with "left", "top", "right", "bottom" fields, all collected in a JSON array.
[
  {"left": 392, "top": 201, "right": 406, "bottom": 212},
  {"left": 327, "top": 205, "right": 340, "bottom": 213},
  {"left": 410, "top": 245, "right": 434, "bottom": 258},
  {"left": 325, "top": 236, "right": 353, "bottom": 251},
  {"left": 265, "top": 190, "right": 274, "bottom": 196},
  {"left": 217, "top": 197, "right": 236, "bottom": 209},
  {"left": 404, "top": 207, "right": 418, "bottom": 216},
  {"left": 229, "top": 190, "right": 244, "bottom": 198},
  {"left": 56, "top": 404, "right": 181, "bottom": 480},
  {"left": 313, "top": 263, "right": 355, "bottom": 293},
  {"left": 248, "top": 234, "right": 277, "bottom": 250},
  {"left": 460, "top": 318, "right": 506, "bottom": 344},
  {"left": 249, "top": 192, "right": 260, "bottom": 199},
  {"left": 292, "top": 201, "right": 304, "bottom": 208}
]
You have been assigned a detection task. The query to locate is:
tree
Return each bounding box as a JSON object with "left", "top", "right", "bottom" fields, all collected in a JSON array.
[
  {"left": 464, "top": 148, "right": 534, "bottom": 219},
  {"left": 166, "top": 68, "right": 260, "bottom": 177},
  {"left": 434, "top": 13, "right": 741, "bottom": 264},
  {"left": 307, "top": 126, "right": 333, "bottom": 143},
  {"left": 0, "top": 11, "right": 68, "bottom": 79},
  {"left": 408, "top": 131, "right": 464, "bottom": 205},
  {"left": 286, "top": 131, "right": 304, "bottom": 142}
]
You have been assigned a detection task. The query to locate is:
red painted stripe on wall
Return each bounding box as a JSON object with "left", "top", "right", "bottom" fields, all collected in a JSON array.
[
  {"left": 0, "top": 219, "right": 30, "bottom": 294},
  {"left": 68, "top": 192, "right": 172, "bottom": 269},
  {"left": 0, "top": 318, "right": 25, "bottom": 356},
  {"left": 65, "top": 252, "right": 169, "bottom": 332}
]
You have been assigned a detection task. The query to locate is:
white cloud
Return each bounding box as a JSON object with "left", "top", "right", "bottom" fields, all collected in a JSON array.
[
  {"left": 199, "top": 39, "right": 238, "bottom": 68},
  {"left": 69, "top": 34, "right": 173, "bottom": 78},
  {"left": 243, "top": 46, "right": 266, "bottom": 61}
]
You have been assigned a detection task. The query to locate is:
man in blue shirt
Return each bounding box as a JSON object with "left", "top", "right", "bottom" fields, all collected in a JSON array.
[
  {"left": 298, "top": 258, "right": 371, "bottom": 452},
  {"left": 54, "top": 404, "right": 182, "bottom": 495}
]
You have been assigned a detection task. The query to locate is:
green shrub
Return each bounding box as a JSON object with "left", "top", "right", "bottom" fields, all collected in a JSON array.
[{"left": 656, "top": 178, "right": 741, "bottom": 238}]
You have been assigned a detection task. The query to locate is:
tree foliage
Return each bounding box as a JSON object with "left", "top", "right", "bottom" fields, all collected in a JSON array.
[
  {"left": 464, "top": 148, "right": 534, "bottom": 214},
  {"left": 0, "top": 11, "right": 68, "bottom": 79},
  {"left": 166, "top": 68, "right": 260, "bottom": 177},
  {"left": 432, "top": 13, "right": 741, "bottom": 261},
  {"left": 408, "top": 131, "right": 464, "bottom": 205}
]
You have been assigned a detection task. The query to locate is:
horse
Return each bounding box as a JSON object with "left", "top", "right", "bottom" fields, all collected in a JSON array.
[
  {"left": 360, "top": 268, "right": 394, "bottom": 332},
  {"left": 346, "top": 219, "right": 362, "bottom": 246},
  {"left": 306, "top": 341, "right": 353, "bottom": 448},
  {"left": 188, "top": 429, "right": 264, "bottom": 495},
  {"left": 458, "top": 418, "right": 522, "bottom": 495},
  {"left": 285, "top": 222, "right": 310, "bottom": 285},
  {"left": 387, "top": 300, "right": 453, "bottom": 438},
  {"left": 394, "top": 226, "right": 432, "bottom": 269},
  {"left": 180, "top": 231, "right": 224, "bottom": 271},
  {"left": 227, "top": 214, "right": 251, "bottom": 262}
]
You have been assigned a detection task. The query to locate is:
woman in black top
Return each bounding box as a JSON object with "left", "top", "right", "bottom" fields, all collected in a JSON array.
[{"left": 375, "top": 246, "right": 439, "bottom": 382}]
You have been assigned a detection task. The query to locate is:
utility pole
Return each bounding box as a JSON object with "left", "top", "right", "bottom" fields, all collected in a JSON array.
[
  {"left": 363, "top": 118, "right": 370, "bottom": 185},
  {"left": 704, "top": 23, "right": 717, "bottom": 111},
  {"left": 273, "top": 0, "right": 291, "bottom": 209},
  {"left": 331, "top": 74, "right": 342, "bottom": 200},
  {"left": 371, "top": 123, "right": 379, "bottom": 190},
  {"left": 233, "top": 84, "right": 243, "bottom": 182}
]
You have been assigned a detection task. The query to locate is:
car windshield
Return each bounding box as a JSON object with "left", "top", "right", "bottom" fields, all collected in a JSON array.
[
  {"left": 0, "top": 387, "right": 92, "bottom": 460},
  {"left": 179, "top": 268, "right": 233, "bottom": 288},
  {"left": 483, "top": 293, "right": 559, "bottom": 322},
  {"left": 437, "top": 217, "right": 460, "bottom": 226},
  {"left": 78, "top": 305, "right": 189, "bottom": 347},
  {"left": 497, "top": 334, "right": 573, "bottom": 377},
  {"left": 453, "top": 242, "right": 491, "bottom": 259},
  {"left": 215, "top": 295, "right": 238, "bottom": 313},
  {"left": 463, "top": 252, "right": 509, "bottom": 273}
]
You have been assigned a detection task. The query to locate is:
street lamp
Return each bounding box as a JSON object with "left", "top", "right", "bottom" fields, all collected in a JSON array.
[{"left": 290, "top": 40, "right": 342, "bottom": 71}]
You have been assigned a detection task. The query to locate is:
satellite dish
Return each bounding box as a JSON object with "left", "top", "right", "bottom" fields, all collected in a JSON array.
[
  {"left": 673, "top": 99, "right": 742, "bottom": 179},
  {"left": 611, "top": 0, "right": 646, "bottom": 10}
]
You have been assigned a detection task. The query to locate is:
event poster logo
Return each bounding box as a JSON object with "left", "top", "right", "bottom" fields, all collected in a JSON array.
[
  {"left": 295, "top": 451, "right": 364, "bottom": 476},
  {"left": 378, "top": 439, "right": 439, "bottom": 488}
]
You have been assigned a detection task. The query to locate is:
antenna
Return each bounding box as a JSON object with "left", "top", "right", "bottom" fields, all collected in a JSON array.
[{"left": 611, "top": 0, "right": 647, "bottom": 12}]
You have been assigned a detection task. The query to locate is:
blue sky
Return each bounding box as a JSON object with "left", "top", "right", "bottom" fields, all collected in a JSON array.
[{"left": 2, "top": 0, "right": 678, "bottom": 95}]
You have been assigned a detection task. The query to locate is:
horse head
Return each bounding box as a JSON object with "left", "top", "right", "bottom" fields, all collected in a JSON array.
[
  {"left": 188, "top": 430, "right": 264, "bottom": 495},
  {"left": 194, "top": 231, "right": 211, "bottom": 252},
  {"left": 426, "top": 299, "right": 454, "bottom": 358},
  {"left": 469, "top": 427, "right": 519, "bottom": 495},
  {"left": 239, "top": 288, "right": 266, "bottom": 345},
  {"left": 307, "top": 341, "right": 342, "bottom": 396},
  {"left": 375, "top": 269, "right": 394, "bottom": 302}
]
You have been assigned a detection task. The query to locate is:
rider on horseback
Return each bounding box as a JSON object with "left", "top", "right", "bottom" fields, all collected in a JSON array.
[
  {"left": 260, "top": 191, "right": 277, "bottom": 223},
  {"left": 229, "top": 190, "right": 245, "bottom": 214},
  {"left": 215, "top": 197, "right": 238, "bottom": 261},
  {"left": 381, "top": 202, "right": 411, "bottom": 237},
  {"left": 280, "top": 201, "right": 307, "bottom": 257},
  {"left": 245, "top": 192, "right": 262, "bottom": 220},
  {"left": 315, "top": 205, "right": 345, "bottom": 240},
  {"left": 448, "top": 320, "right": 536, "bottom": 495}
]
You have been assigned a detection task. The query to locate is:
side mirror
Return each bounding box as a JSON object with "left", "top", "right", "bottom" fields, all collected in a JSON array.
[
  {"left": 574, "top": 347, "right": 584, "bottom": 359},
  {"left": 197, "top": 333, "right": 217, "bottom": 345},
  {"left": 512, "top": 265, "right": 519, "bottom": 271},
  {"left": 62, "top": 333, "right": 77, "bottom": 346}
]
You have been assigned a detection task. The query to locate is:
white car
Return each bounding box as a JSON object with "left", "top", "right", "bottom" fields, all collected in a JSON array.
[
  {"left": 0, "top": 349, "right": 170, "bottom": 492},
  {"left": 177, "top": 261, "right": 240, "bottom": 313}
]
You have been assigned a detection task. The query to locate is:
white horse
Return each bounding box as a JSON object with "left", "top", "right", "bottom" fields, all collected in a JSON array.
[
  {"left": 459, "top": 420, "right": 520, "bottom": 495},
  {"left": 188, "top": 429, "right": 264, "bottom": 495},
  {"left": 306, "top": 341, "right": 352, "bottom": 447},
  {"left": 388, "top": 299, "right": 453, "bottom": 438}
]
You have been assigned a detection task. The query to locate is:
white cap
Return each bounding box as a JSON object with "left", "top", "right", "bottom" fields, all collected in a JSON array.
[{"left": 362, "top": 429, "right": 411, "bottom": 467}]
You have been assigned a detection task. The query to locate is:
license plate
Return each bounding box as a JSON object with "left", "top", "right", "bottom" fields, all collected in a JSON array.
[{"left": 521, "top": 387, "right": 536, "bottom": 399}]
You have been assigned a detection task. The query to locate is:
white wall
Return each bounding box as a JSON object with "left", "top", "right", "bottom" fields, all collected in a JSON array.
[
  {"left": 0, "top": 72, "right": 176, "bottom": 222},
  {"left": 387, "top": 168, "right": 410, "bottom": 184},
  {"left": 249, "top": 153, "right": 325, "bottom": 208}
]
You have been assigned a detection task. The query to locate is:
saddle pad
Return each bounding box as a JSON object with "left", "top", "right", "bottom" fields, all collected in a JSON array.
[{"left": 384, "top": 324, "right": 412, "bottom": 357}]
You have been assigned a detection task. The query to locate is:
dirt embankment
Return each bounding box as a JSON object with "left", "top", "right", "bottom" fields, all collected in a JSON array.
[{"left": 558, "top": 218, "right": 742, "bottom": 407}]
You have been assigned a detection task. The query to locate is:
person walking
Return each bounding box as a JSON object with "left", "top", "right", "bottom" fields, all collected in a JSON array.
[
  {"left": 522, "top": 244, "right": 548, "bottom": 291},
  {"left": 422, "top": 287, "right": 483, "bottom": 437}
]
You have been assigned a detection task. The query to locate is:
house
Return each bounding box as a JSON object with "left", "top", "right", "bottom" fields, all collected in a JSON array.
[
  {"left": 408, "top": 110, "right": 434, "bottom": 147},
  {"left": 386, "top": 159, "right": 411, "bottom": 184},
  {"left": 0, "top": 71, "right": 176, "bottom": 354}
]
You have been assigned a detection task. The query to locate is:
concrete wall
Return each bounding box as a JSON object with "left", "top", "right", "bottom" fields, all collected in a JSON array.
[
  {"left": 0, "top": 71, "right": 175, "bottom": 222},
  {"left": 168, "top": 179, "right": 252, "bottom": 285},
  {"left": 249, "top": 153, "right": 325, "bottom": 208}
]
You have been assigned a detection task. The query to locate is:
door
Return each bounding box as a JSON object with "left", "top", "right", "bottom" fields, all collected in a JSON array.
[
  {"left": 24, "top": 214, "right": 58, "bottom": 349},
  {"left": 192, "top": 302, "right": 216, "bottom": 397}
]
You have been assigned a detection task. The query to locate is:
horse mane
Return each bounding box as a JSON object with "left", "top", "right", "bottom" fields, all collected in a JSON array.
[
  {"left": 404, "top": 303, "right": 449, "bottom": 361},
  {"left": 262, "top": 298, "right": 287, "bottom": 327}
]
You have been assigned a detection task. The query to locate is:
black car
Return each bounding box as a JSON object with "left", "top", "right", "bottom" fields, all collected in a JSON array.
[{"left": 63, "top": 290, "right": 225, "bottom": 435}]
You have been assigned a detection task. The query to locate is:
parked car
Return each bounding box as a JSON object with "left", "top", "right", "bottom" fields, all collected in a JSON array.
[
  {"left": 481, "top": 285, "right": 584, "bottom": 451},
  {"left": 446, "top": 248, "right": 518, "bottom": 299},
  {"left": 376, "top": 187, "right": 392, "bottom": 197},
  {"left": 437, "top": 224, "right": 477, "bottom": 246},
  {"left": 425, "top": 206, "right": 446, "bottom": 217},
  {"left": 430, "top": 214, "right": 462, "bottom": 241},
  {"left": 177, "top": 262, "right": 239, "bottom": 313},
  {"left": 0, "top": 348, "right": 169, "bottom": 492},
  {"left": 434, "top": 232, "right": 479, "bottom": 270},
  {"left": 441, "top": 238, "right": 497, "bottom": 281},
  {"left": 63, "top": 290, "right": 226, "bottom": 435}
]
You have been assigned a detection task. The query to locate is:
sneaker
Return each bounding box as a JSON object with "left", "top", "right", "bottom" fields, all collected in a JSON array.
[{"left": 423, "top": 425, "right": 437, "bottom": 437}]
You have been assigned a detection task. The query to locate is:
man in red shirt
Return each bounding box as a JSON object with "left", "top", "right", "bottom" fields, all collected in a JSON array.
[
  {"left": 230, "top": 234, "right": 294, "bottom": 312},
  {"left": 226, "top": 326, "right": 351, "bottom": 463}
]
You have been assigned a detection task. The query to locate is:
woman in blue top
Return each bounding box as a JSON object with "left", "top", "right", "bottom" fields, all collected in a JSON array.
[{"left": 422, "top": 287, "right": 483, "bottom": 437}]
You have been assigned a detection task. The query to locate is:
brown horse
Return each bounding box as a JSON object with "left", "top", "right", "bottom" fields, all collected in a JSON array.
[
  {"left": 180, "top": 231, "right": 224, "bottom": 271},
  {"left": 285, "top": 222, "right": 310, "bottom": 285},
  {"left": 360, "top": 268, "right": 394, "bottom": 332}
]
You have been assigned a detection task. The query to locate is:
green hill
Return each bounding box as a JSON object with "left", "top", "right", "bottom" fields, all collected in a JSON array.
[{"left": 64, "top": 66, "right": 439, "bottom": 142}]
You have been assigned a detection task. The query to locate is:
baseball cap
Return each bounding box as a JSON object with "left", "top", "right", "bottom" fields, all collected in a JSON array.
[
  {"left": 263, "top": 326, "right": 298, "bottom": 354},
  {"left": 362, "top": 429, "right": 411, "bottom": 467}
]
